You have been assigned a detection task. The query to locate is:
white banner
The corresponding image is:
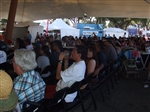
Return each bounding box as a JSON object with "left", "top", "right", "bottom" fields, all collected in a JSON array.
[{"left": 83, "top": 31, "right": 98, "bottom": 35}]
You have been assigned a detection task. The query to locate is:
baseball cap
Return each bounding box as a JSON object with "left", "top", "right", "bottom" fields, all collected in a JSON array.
[{"left": 0, "top": 70, "right": 18, "bottom": 111}]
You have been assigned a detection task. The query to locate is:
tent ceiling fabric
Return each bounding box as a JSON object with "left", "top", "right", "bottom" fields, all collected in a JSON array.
[{"left": 0, "top": 0, "right": 150, "bottom": 22}]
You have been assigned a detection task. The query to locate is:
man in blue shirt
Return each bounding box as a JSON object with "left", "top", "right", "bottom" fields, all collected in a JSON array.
[{"left": 26, "top": 31, "right": 32, "bottom": 42}]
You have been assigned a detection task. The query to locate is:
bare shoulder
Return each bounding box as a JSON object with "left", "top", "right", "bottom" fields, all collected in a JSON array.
[{"left": 87, "top": 59, "right": 96, "bottom": 66}]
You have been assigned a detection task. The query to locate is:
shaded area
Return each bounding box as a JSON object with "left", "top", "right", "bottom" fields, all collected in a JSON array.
[
  {"left": 75, "top": 70, "right": 150, "bottom": 112},
  {"left": 0, "top": 0, "right": 150, "bottom": 21}
]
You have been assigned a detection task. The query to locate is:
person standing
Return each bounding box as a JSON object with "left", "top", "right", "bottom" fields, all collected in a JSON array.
[{"left": 26, "top": 31, "right": 32, "bottom": 42}]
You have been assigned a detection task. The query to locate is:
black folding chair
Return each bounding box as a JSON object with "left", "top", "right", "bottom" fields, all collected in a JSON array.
[
  {"left": 64, "top": 80, "right": 85, "bottom": 112},
  {"left": 105, "top": 60, "right": 119, "bottom": 90},
  {"left": 91, "top": 64, "right": 110, "bottom": 101},
  {"left": 45, "top": 87, "right": 68, "bottom": 112},
  {"left": 40, "top": 65, "right": 58, "bottom": 85},
  {"left": 22, "top": 99, "right": 45, "bottom": 112},
  {"left": 80, "top": 73, "right": 97, "bottom": 110},
  {"left": 41, "top": 65, "right": 52, "bottom": 74},
  {"left": 23, "top": 87, "right": 68, "bottom": 112},
  {"left": 109, "top": 59, "right": 118, "bottom": 85}
]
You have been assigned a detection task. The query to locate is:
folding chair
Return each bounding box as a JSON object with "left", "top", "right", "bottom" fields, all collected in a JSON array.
[
  {"left": 91, "top": 64, "right": 110, "bottom": 102},
  {"left": 108, "top": 60, "right": 118, "bottom": 89},
  {"left": 64, "top": 80, "right": 85, "bottom": 112},
  {"left": 45, "top": 87, "right": 68, "bottom": 112},
  {"left": 22, "top": 99, "right": 45, "bottom": 112},
  {"left": 23, "top": 87, "right": 68, "bottom": 112},
  {"left": 80, "top": 73, "right": 97, "bottom": 110}
]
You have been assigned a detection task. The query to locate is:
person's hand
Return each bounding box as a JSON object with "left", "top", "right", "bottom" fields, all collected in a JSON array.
[
  {"left": 93, "top": 69, "right": 99, "bottom": 76},
  {"left": 59, "top": 52, "right": 65, "bottom": 60}
]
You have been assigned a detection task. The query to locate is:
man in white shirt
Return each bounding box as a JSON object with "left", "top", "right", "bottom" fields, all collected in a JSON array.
[{"left": 56, "top": 45, "right": 87, "bottom": 102}]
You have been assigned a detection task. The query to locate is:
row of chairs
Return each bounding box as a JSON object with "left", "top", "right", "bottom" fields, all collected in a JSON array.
[
  {"left": 22, "top": 73, "right": 96, "bottom": 112},
  {"left": 22, "top": 59, "right": 119, "bottom": 112}
]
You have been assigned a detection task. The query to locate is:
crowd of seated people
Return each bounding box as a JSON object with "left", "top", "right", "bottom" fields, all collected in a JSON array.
[{"left": 1, "top": 32, "right": 150, "bottom": 111}]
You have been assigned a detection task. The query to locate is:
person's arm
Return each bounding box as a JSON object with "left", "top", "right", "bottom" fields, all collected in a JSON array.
[
  {"left": 63, "top": 51, "right": 69, "bottom": 70},
  {"left": 86, "top": 59, "right": 96, "bottom": 75},
  {"left": 56, "top": 52, "right": 65, "bottom": 80},
  {"left": 56, "top": 61, "right": 62, "bottom": 80},
  {"left": 93, "top": 63, "right": 104, "bottom": 76},
  {"left": 64, "top": 59, "right": 69, "bottom": 70}
]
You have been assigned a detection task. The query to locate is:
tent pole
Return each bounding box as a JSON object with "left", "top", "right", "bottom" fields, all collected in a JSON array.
[{"left": 5, "top": 0, "right": 18, "bottom": 43}]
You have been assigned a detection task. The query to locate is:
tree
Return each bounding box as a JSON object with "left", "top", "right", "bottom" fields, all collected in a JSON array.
[
  {"left": 107, "top": 18, "right": 132, "bottom": 30},
  {"left": 63, "top": 19, "right": 71, "bottom": 26},
  {"left": 0, "top": 19, "right": 8, "bottom": 25},
  {"left": 131, "top": 18, "right": 150, "bottom": 29},
  {"left": 66, "top": 17, "right": 150, "bottom": 30},
  {"left": 68, "top": 17, "right": 83, "bottom": 24}
]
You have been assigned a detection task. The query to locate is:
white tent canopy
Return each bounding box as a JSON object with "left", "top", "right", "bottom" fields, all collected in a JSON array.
[
  {"left": 40, "top": 21, "right": 59, "bottom": 30},
  {"left": 42, "top": 19, "right": 80, "bottom": 38},
  {"left": 10, "top": 21, "right": 43, "bottom": 42},
  {"left": 103, "top": 28, "right": 128, "bottom": 38},
  {"left": 40, "top": 21, "right": 47, "bottom": 29},
  {"left": 28, "top": 26, "right": 44, "bottom": 42},
  {"left": 1, "top": 0, "right": 150, "bottom": 22}
]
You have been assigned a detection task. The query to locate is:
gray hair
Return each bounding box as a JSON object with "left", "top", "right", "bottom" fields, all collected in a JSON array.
[{"left": 14, "top": 49, "right": 37, "bottom": 72}]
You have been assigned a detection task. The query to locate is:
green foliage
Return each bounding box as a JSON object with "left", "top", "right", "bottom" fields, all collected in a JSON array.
[
  {"left": 0, "top": 19, "right": 7, "bottom": 25},
  {"left": 64, "top": 19, "right": 70, "bottom": 25},
  {"left": 68, "top": 17, "right": 148, "bottom": 30},
  {"left": 95, "top": 17, "right": 150, "bottom": 30},
  {"left": 106, "top": 18, "right": 132, "bottom": 30}
]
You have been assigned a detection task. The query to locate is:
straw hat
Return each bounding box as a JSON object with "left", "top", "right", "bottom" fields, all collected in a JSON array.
[{"left": 0, "top": 70, "right": 18, "bottom": 111}]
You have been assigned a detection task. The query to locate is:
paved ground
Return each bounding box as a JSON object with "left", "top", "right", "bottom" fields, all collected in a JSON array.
[{"left": 74, "top": 70, "right": 150, "bottom": 112}]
